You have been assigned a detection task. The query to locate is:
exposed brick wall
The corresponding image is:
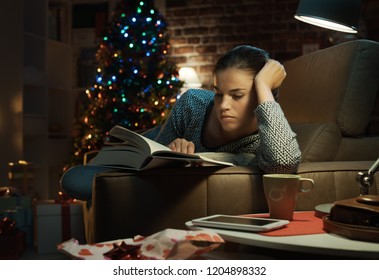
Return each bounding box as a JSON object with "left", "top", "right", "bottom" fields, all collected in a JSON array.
[{"left": 165, "top": 0, "right": 379, "bottom": 89}]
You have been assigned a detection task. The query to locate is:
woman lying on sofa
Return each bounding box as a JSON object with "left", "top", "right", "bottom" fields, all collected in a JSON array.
[
  {"left": 155, "top": 45, "right": 301, "bottom": 173},
  {"left": 61, "top": 45, "right": 301, "bottom": 201}
]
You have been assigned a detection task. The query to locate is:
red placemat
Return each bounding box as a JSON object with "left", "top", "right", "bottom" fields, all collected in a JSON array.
[{"left": 243, "top": 211, "right": 326, "bottom": 236}]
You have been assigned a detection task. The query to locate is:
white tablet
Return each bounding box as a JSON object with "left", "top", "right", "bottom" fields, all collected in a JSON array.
[{"left": 192, "top": 214, "right": 289, "bottom": 232}]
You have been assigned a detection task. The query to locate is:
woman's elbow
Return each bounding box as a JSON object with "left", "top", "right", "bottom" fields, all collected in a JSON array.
[{"left": 260, "top": 152, "right": 302, "bottom": 174}]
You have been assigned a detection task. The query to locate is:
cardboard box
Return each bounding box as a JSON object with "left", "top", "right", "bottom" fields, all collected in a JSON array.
[{"left": 34, "top": 200, "right": 85, "bottom": 254}]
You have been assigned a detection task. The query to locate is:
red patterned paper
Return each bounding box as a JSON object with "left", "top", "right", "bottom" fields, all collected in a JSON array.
[{"left": 57, "top": 228, "right": 224, "bottom": 260}]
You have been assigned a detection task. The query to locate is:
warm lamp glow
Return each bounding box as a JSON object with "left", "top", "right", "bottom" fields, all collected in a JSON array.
[
  {"left": 295, "top": 15, "right": 357, "bottom": 33},
  {"left": 178, "top": 67, "right": 202, "bottom": 88},
  {"left": 294, "top": 0, "right": 362, "bottom": 34}
]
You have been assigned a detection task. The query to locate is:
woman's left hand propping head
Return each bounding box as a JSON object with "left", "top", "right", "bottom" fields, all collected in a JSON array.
[{"left": 254, "top": 59, "right": 286, "bottom": 91}]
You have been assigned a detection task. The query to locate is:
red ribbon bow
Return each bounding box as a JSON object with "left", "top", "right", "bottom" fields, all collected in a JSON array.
[
  {"left": 103, "top": 241, "right": 142, "bottom": 260},
  {"left": 54, "top": 191, "right": 75, "bottom": 204}
]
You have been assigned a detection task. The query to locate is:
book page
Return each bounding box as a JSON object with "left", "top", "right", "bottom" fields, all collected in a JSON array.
[
  {"left": 196, "top": 152, "right": 255, "bottom": 166},
  {"left": 109, "top": 125, "right": 170, "bottom": 154}
]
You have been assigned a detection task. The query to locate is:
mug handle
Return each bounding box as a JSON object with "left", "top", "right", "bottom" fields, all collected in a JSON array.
[{"left": 299, "top": 178, "right": 314, "bottom": 193}]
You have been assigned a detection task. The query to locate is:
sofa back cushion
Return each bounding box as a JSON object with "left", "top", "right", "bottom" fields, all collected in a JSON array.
[{"left": 280, "top": 39, "right": 379, "bottom": 137}]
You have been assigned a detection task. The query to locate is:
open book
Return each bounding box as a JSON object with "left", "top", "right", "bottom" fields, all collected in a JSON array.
[{"left": 89, "top": 125, "right": 235, "bottom": 170}]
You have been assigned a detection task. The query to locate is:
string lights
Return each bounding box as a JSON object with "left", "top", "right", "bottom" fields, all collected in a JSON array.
[{"left": 70, "top": 0, "right": 183, "bottom": 164}]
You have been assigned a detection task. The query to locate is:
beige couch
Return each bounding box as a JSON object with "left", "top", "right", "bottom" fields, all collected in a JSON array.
[{"left": 84, "top": 39, "right": 379, "bottom": 243}]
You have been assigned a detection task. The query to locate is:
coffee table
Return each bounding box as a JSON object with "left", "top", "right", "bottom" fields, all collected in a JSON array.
[{"left": 186, "top": 214, "right": 379, "bottom": 259}]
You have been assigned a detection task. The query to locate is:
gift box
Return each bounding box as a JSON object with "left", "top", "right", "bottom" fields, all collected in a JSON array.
[
  {"left": 8, "top": 161, "right": 35, "bottom": 196},
  {"left": 34, "top": 200, "right": 85, "bottom": 254},
  {"left": 0, "top": 195, "right": 33, "bottom": 248},
  {"left": 0, "top": 195, "right": 32, "bottom": 213},
  {"left": 2, "top": 207, "right": 33, "bottom": 247},
  {"left": 0, "top": 217, "right": 26, "bottom": 259}
]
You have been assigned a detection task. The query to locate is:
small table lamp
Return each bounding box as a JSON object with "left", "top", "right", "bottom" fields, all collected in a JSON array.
[
  {"left": 294, "top": 0, "right": 362, "bottom": 34},
  {"left": 178, "top": 67, "right": 202, "bottom": 94}
]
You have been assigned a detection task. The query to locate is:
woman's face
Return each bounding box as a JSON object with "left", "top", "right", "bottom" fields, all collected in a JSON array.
[{"left": 213, "top": 67, "right": 257, "bottom": 135}]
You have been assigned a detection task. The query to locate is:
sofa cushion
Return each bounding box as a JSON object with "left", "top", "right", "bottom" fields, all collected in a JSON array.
[
  {"left": 334, "top": 137, "right": 379, "bottom": 161},
  {"left": 291, "top": 123, "right": 342, "bottom": 162}
]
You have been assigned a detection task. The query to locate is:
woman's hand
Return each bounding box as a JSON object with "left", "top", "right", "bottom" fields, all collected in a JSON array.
[
  {"left": 168, "top": 138, "right": 195, "bottom": 154},
  {"left": 254, "top": 59, "right": 286, "bottom": 103}
]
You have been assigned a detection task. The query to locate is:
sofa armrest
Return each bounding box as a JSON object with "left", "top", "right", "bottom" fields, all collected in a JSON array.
[{"left": 90, "top": 166, "right": 264, "bottom": 243}]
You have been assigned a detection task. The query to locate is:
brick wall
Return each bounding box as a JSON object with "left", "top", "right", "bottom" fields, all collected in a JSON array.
[{"left": 165, "top": 0, "right": 379, "bottom": 88}]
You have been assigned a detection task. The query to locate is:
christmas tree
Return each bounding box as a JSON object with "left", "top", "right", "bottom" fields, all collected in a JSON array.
[{"left": 70, "top": 0, "right": 183, "bottom": 165}]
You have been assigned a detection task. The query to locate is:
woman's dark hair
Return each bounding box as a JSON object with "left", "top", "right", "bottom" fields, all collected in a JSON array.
[{"left": 214, "top": 45, "right": 279, "bottom": 99}]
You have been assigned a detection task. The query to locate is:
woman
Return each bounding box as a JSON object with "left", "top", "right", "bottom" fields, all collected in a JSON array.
[
  {"left": 155, "top": 45, "right": 301, "bottom": 173},
  {"left": 61, "top": 45, "right": 301, "bottom": 201}
]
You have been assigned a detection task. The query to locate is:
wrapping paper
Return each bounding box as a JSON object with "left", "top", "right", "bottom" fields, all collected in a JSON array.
[{"left": 58, "top": 228, "right": 224, "bottom": 260}]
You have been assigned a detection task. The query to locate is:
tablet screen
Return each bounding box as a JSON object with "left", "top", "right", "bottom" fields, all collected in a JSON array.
[{"left": 204, "top": 216, "right": 276, "bottom": 226}]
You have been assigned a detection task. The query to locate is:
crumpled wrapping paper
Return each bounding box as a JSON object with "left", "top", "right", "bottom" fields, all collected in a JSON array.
[{"left": 58, "top": 228, "right": 224, "bottom": 260}]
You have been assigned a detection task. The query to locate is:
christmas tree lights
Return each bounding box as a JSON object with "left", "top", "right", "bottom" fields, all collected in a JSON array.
[{"left": 70, "top": 0, "right": 183, "bottom": 165}]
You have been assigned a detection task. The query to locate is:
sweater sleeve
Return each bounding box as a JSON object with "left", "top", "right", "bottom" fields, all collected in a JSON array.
[
  {"left": 255, "top": 101, "right": 301, "bottom": 173},
  {"left": 154, "top": 95, "right": 185, "bottom": 146},
  {"left": 154, "top": 89, "right": 209, "bottom": 146}
]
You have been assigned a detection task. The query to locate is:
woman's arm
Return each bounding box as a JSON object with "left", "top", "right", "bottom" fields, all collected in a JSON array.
[
  {"left": 154, "top": 89, "right": 208, "bottom": 153},
  {"left": 154, "top": 98, "right": 184, "bottom": 146},
  {"left": 254, "top": 59, "right": 286, "bottom": 104},
  {"left": 253, "top": 60, "right": 301, "bottom": 173},
  {"left": 255, "top": 102, "right": 301, "bottom": 174}
]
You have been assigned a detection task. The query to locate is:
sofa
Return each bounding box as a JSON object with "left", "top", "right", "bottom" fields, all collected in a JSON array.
[{"left": 81, "top": 39, "right": 379, "bottom": 243}]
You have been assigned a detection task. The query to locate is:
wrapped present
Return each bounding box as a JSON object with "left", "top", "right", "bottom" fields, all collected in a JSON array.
[
  {"left": 0, "top": 190, "right": 32, "bottom": 214},
  {"left": 0, "top": 191, "right": 34, "bottom": 248},
  {"left": 2, "top": 207, "right": 34, "bottom": 248},
  {"left": 0, "top": 217, "right": 26, "bottom": 259},
  {"left": 58, "top": 228, "right": 224, "bottom": 260},
  {"left": 34, "top": 199, "right": 85, "bottom": 254},
  {"left": 8, "top": 161, "right": 35, "bottom": 196}
]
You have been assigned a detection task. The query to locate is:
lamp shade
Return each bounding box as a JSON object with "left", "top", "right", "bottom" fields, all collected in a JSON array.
[
  {"left": 294, "top": 0, "right": 362, "bottom": 33},
  {"left": 178, "top": 67, "right": 202, "bottom": 88}
]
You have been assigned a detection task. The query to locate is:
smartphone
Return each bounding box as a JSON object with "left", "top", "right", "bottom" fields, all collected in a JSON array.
[{"left": 192, "top": 214, "right": 289, "bottom": 232}]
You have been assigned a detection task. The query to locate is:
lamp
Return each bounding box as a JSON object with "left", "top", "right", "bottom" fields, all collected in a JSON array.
[
  {"left": 294, "top": 0, "right": 362, "bottom": 33},
  {"left": 178, "top": 67, "right": 202, "bottom": 90}
]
